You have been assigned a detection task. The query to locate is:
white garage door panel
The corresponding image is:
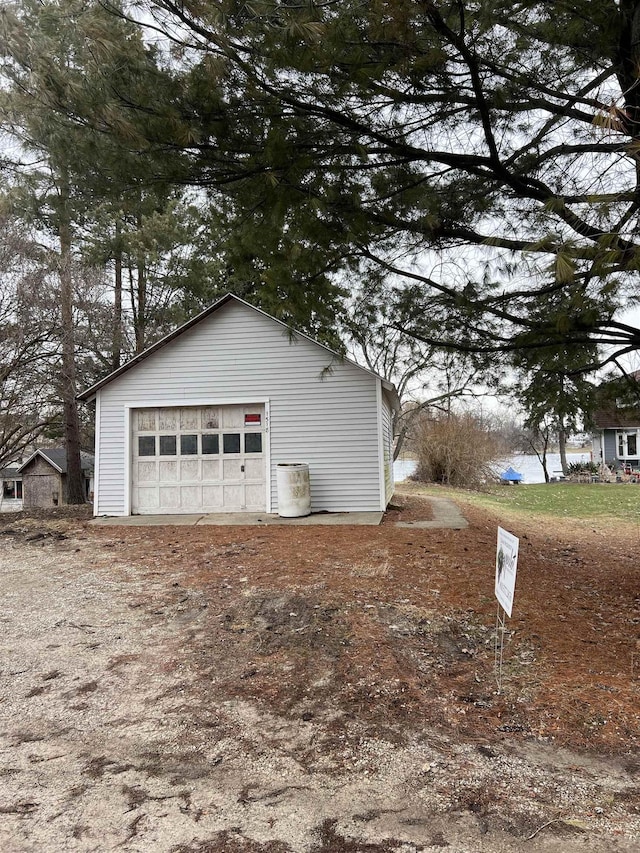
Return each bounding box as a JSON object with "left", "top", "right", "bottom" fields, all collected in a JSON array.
[
  {"left": 160, "top": 461, "right": 177, "bottom": 480},
  {"left": 137, "top": 487, "right": 158, "bottom": 511},
  {"left": 180, "top": 485, "right": 199, "bottom": 509},
  {"left": 138, "top": 462, "right": 156, "bottom": 483},
  {"left": 245, "top": 458, "right": 263, "bottom": 478},
  {"left": 222, "top": 407, "right": 243, "bottom": 428},
  {"left": 223, "top": 458, "right": 242, "bottom": 478},
  {"left": 245, "top": 483, "right": 265, "bottom": 506},
  {"left": 202, "top": 460, "right": 220, "bottom": 479},
  {"left": 223, "top": 484, "right": 243, "bottom": 506},
  {"left": 202, "top": 485, "right": 223, "bottom": 508},
  {"left": 131, "top": 404, "right": 266, "bottom": 514},
  {"left": 159, "top": 487, "right": 179, "bottom": 509}
]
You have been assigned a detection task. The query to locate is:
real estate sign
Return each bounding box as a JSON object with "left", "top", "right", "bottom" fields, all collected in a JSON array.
[{"left": 495, "top": 527, "right": 519, "bottom": 618}]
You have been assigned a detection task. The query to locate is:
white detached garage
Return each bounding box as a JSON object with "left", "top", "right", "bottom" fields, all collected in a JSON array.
[{"left": 79, "top": 294, "right": 400, "bottom": 517}]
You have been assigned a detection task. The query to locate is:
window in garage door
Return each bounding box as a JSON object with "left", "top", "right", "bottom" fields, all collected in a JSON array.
[{"left": 131, "top": 404, "right": 266, "bottom": 514}]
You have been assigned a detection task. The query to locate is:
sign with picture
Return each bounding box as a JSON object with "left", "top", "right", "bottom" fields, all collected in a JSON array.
[{"left": 495, "top": 527, "right": 519, "bottom": 617}]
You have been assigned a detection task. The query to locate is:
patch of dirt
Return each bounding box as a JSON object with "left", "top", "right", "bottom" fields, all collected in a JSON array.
[
  {"left": 2, "top": 504, "right": 93, "bottom": 523},
  {"left": 0, "top": 489, "right": 638, "bottom": 852}
]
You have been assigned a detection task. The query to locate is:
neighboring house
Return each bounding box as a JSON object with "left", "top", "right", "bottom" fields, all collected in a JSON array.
[
  {"left": 18, "top": 448, "right": 94, "bottom": 508},
  {"left": 591, "top": 371, "right": 640, "bottom": 472},
  {"left": 78, "top": 293, "right": 400, "bottom": 517},
  {"left": 0, "top": 466, "right": 23, "bottom": 513}
]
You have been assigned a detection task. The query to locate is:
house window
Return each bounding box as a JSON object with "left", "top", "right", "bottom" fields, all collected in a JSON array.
[
  {"left": 3, "top": 480, "right": 21, "bottom": 499},
  {"left": 617, "top": 430, "right": 638, "bottom": 458}
]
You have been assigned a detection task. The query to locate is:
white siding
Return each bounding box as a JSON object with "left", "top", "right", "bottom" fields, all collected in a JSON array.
[
  {"left": 95, "top": 300, "right": 383, "bottom": 514},
  {"left": 381, "top": 393, "right": 394, "bottom": 506}
]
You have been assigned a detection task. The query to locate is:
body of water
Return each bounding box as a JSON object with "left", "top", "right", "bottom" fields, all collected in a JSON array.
[
  {"left": 393, "top": 452, "right": 592, "bottom": 485},
  {"left": 393, "top": 459, "right": 419, "bottom": 483}
]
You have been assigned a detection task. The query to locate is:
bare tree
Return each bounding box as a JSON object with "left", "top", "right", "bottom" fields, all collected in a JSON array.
[
  {"left": 0, "top": 215, "right": 57, "bottom": 468},
  {"left": 344, "top": 286, "right": 487, "bottom": 459}
]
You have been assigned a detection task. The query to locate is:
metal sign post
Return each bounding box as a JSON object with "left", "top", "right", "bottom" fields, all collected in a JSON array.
[
  {"left": 495, "top": 603, "right": 508, "bottom": 693},
  {"left": 494, "top": 527, "right": 519, "bottom": 694}
]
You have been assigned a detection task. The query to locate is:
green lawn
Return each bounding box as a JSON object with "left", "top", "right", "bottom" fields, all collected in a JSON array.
[{"left": 406, "top": 482, "right": 640, "bottom": 522}]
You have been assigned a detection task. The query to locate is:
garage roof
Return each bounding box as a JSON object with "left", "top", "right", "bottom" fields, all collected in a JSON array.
[{"left": 78, "top": 293, "right": 400, "bottom": 409}]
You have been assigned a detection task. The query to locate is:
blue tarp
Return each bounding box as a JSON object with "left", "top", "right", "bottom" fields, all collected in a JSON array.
[{"left": 500, "top": 466, "right": 523, "bottom": 483}]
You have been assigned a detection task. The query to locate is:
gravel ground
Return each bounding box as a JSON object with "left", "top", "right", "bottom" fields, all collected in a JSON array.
[{"left": 0, "top": 506, "right": 638, "bottom": 852}]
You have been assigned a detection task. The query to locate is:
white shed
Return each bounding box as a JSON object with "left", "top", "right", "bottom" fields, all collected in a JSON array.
[{"left": 79, "top": 294, "right": 400, "bottom": 517}]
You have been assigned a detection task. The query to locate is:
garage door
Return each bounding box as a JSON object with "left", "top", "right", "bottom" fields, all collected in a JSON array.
[{"left": 131, "top": 404, "right": 266, "bottom": 514}]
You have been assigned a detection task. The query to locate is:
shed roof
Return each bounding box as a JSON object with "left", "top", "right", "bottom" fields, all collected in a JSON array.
[
  {"left": 77, "top": 293, "right": 400, "bottom": 409},
  {"left": 0, "top": 466, "right": 21, "bottom": 478},
  {"left": 18, "top": 448, "right": 95, "bottom": 475}
]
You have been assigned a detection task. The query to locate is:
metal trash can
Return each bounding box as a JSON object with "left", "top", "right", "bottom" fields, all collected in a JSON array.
[{"left": 276, "top": 463, "right": 311, "bottom": 517}]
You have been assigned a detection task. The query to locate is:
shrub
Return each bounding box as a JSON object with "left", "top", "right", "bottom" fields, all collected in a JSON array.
[
  {"left": 413, "top": 412, "right": 505, "bottom": 489},
  {"left": 567, "top": 461, "right": 598, "bottom": 475}
]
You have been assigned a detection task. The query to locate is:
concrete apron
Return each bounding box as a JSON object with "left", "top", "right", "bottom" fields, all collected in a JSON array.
[
  {"left": 91, "top": 511, "right": 385, "bottom": 527},
  {"left": 89, "top": 497, "right": 467, "bottom": 529}
]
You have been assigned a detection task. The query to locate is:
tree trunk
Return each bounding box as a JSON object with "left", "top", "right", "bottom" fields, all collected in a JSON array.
[
  {"left": 558, "top": 425, "right": 568, "bottom": 475},
  {"left": 136, "top": 257, "right": 146, "bottom": 353},
  {"left": 58, "top": 177, "right": 85, "bottom": 505},
  {"left": 393, "top": 426, "right": 406, "bottom": 461},
  {"left": 112, "top": 218, "right": 123, "bottom": 371},
  {"left": 541, "top": 446, "right": 550, "bottom": 483},
  {"left": 529, "top": 431, "right": 551, "bottom": 483},
  {"left": 135, "top": 209, "right": 146, "bottom": 353}
]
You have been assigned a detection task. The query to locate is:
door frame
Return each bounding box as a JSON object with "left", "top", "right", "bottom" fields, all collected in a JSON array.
[{"left": 124, "top": 398, "right": 271, "bottom": 515}]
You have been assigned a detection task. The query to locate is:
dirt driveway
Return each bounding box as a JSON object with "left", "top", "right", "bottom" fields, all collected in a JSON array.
[{"left": 0, "top": 490, "right": 638, "bottom": 852}]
